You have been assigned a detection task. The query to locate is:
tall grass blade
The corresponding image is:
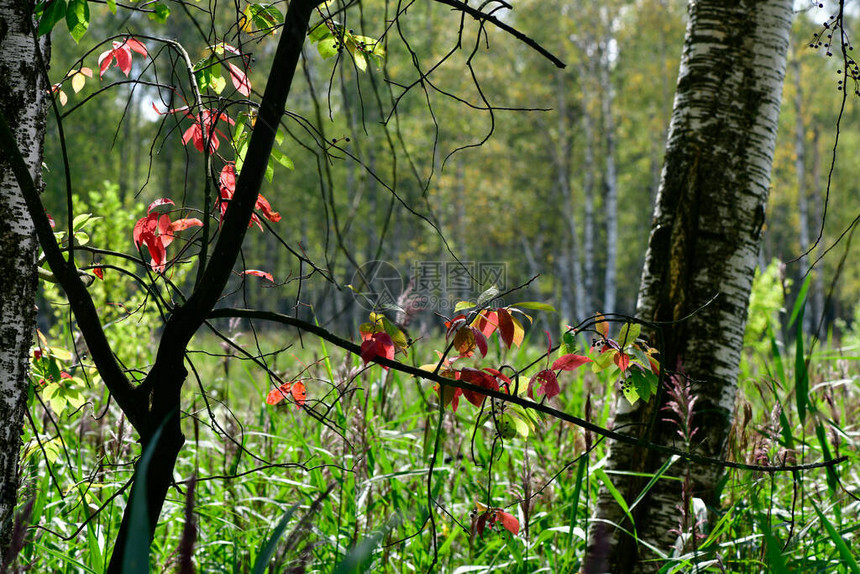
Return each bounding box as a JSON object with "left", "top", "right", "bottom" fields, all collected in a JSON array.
[
  {"left": 810, "top": 499, "right": 860, "bottom": 574},
  {"left": 595, "top": 469, "right": 636, "bottom": 538},
  {"left": 122, "top": 422, "right": 166, "bottom": 574},
  {"left": 794, "top": 303, "right": 809, "bottom": 425},
  {"left": 629, "top": 455, "right": 679, "bottom": 512},
  {"left": 332, "top": 514, "right": 399, "bottom": 574},
  {"left": 251, "top": 504, "right": 298, "bottom": 574}
]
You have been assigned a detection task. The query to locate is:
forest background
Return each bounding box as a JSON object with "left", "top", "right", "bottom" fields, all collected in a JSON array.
[
  {"left": 11, "top": 0, "right": 860, "bottom": 571},
  {"left": 39, "top": 0, "right": 860, "bottom": 337}
]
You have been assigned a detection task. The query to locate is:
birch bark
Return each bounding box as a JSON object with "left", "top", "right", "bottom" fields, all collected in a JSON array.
[
  {"left": 586, "top": 1, "right": 793, "bottom": 571},
  {"left": 0, "top": 2, "right": 49, "bottom": 555}
]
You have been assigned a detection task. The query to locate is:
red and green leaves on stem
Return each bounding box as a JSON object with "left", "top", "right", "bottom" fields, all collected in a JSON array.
[
  {"left": 152, "top": 104, "right": 235, "bottom": 154},
  {"left": 133, "top": 199, "right": 202, "bottom": 273},
  {"left": 194, "top": 43, "right": 252, "bottom": 97},
  {"left": 474, "top": 503, "right": 519, "bottom": 538},
  {"left": 358, "top": 312, "right": 409, "bottom": 369},
  {"left": 308, "top": 21, "right": 385, "bottom": 71},
  {"left": 527, "top": 331, "right": 592, "bottom": 401},
  {"left": 586, "top": 315, "right": 661, "bottom": 406},
  {"left": 240, "top": 2, "right": 284, "bottom": 36},
  {"left": 29, "top": 330, "right": 87, "bottom": 416}
]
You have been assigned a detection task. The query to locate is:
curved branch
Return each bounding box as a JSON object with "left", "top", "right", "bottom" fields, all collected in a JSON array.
[
  {"left": 208, "top": 307, "right": 848, "bottom": 474},
  {"left": 431, "top": 0, "right": 565, "bottom": 68}
]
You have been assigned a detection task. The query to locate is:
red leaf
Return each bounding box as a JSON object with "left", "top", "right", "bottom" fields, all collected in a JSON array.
[
  {"left": 92, "top": 267, "right": 104, "bottom": 280},
  {"left": 228, "top": 62, "right": 251, "bottom": 96},
  {"left": 473, "top": 310, "right": 498, "bottom": 338},
  {"left": 445, "top": 314, "right": 467, "bottom": 335},
  {"left": 551, "top": 354, "right": 592, "bottom": 371},
  {"left": 529, "top": 369, "right": 559, "bottom": 399},
  {"left": 243, "top": 269, "right": 274, "bottom": 282},
  {"left": 497, "top": 308, "right": 514, "bottom": 348},
  {"left": 437, "top": 384, "right": 462, "bottom": 412},
  {"left": 266, "top": 382, "right": 290, "bottom": 405},
  {"left": 481, "top": 368, "right": 511, "bottom": 387},
  {"left": 472, "top": 328, "right": 488, "bottom": 358},
  {"left": 290, "top": 381, "right": 307, "bottom": 408},
  {"left": 147, "top": 198, "right": 174, "bottom": 213},
  {"left": 133, "top": 203, "right": 198, "bottom": 273},
  {"left": 115, "top": 47, "right": 132, "bottom": 76},
  {"left": 614, "top": 352, "right": 630, "bottom": 372},
  {"left": 219, "top": 163, "right": 280, "bottom": 230},
  {"left": 595, "top": 313, "right": 609, "bottom": 338},
  {"left": 496, "top": 510, "right": 519, "bottom": 536},
  {"left": 459, "top": 367, "right": 499, "bottom": 406},
  {"left": 254, "top": 193, "right": 281, "bottom": 223},
  {"left": 266, "top": 380, "right": 306, "bottom": 407},
  {"left": 476, "top": 513, "right": 489, "bottom": 537},
  {"left": 124, "top": 37, "right": 148, "bottom": 58},
  {"left": 97, "top": 38, "right": 147, "bottom": 78},
  {"left": 360, "top": 332, "right": 395, "bottom": 368},
  {"left": 182, "top": 110, "right": 233, "bottom": 154}
]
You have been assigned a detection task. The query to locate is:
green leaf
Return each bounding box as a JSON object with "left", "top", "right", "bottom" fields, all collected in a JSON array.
[
  {"left": 591, "top": 349, "right": 615, "bottom": 372},
  {"left": 107, "top": 0, "right": 116, "bottom": 14},
  {"left": 811, "top": 499, "right": 860, "bottom": 574},
  {"left": 251, "top": 505, "right": 299, "bottom": 574},
  {"left": 38, "top": 0, "right": 67, "bottom": 37},
  {"left": 627, "top": 368, "right": 654, "bottom": 403},
  {"left": 148, "top": 2, "right": 170, "bottom": 23},
  {"left": 379, "top": 315, "right": 408, "bottom": 350},
  {"left": 308, "top": 22, "right": 331, "bottom": 43},
  {"left": 210, "top": 74, "right": 226, "bottom": 94},
  {"left": 264, "top": 161, "right": 274, "bottom": 183},
  {"left": 48, "top": 346, "right": 72, "bottom": 362},
  {"left": 621, "top": 377, "right": 640, "bottom": 405},
  {"left": 316, "top": 37, "right": 338, "bottom": 59},
  {"left": 477, "top": 286, "right": 499, "bottom": 306},
  {"left": 270, "top": 147, "right": 294, "bottom": 170},
  {"left": 562, "top": 331, "right": 577, "bottom": 349},
  {"left": 616, "top": 322, "right": 641, "bottom": 346},
  {"left": 454, "top": 301, "right": 474, "bottom": 312},
  {"left": 332, "top": 516, "right": 398, "bottom": 574},
  {"left": 513, "top": 301, "right": 556, "bottom": 312},
  {"left": 349, "top": 46, "right": 367, "bottom": 71},
  {"left": 815, "top": 423, "right": 838, "bottom": 493},
  {"left": 65, "top": 0, "right": 89, "bottom": 43}
]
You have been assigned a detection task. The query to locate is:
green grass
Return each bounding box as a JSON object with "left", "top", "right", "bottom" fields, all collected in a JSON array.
[{"left": 11, "top": 326, "right": 860, "bottom": 573}]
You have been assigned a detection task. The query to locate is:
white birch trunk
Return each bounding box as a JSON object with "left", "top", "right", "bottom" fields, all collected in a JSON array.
[
  {"left": 0, "top": 3, "right": 50, "bottom": 555},
  {"left": 586, "top": 1, "right": 793, "bottom": 571}
]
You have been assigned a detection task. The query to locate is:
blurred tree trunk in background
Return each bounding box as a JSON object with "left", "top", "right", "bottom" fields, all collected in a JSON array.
[
  {"left": 586, "top": 0, "right": 793, "bottom": 571},
  {"left": 0, "top": 3, "right": 50, "bottom": 557},
  {"left": 599, "top": 5, "right": 618, "bottom": 315}
]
